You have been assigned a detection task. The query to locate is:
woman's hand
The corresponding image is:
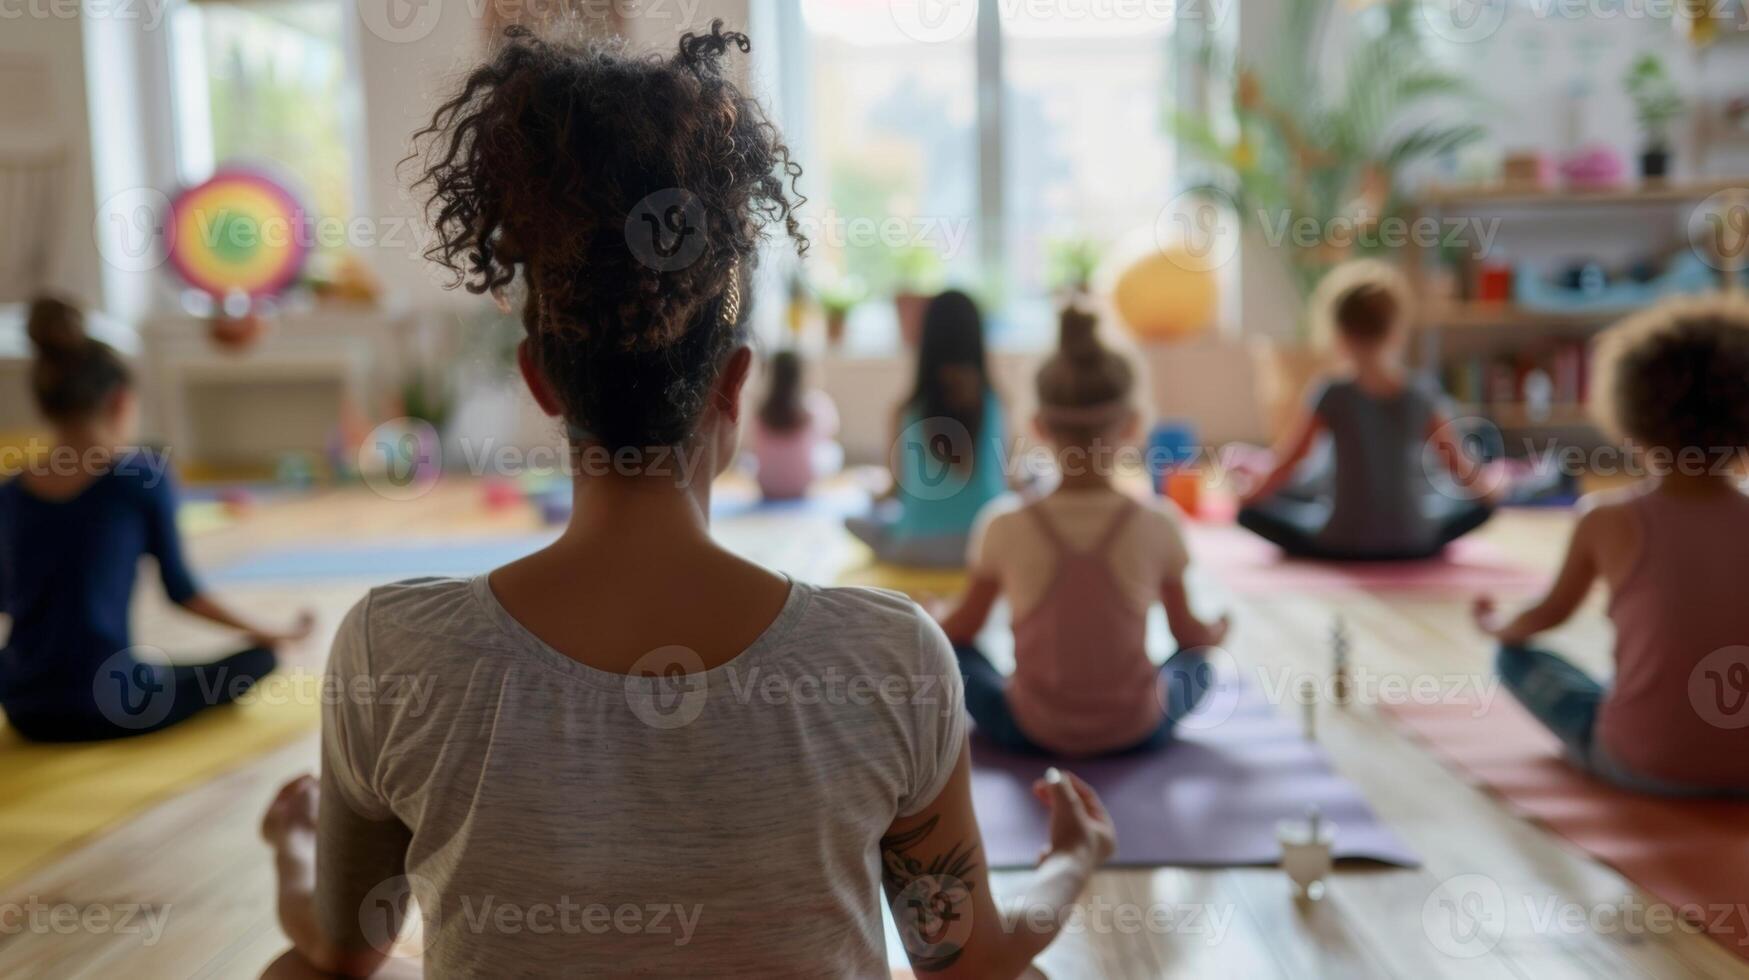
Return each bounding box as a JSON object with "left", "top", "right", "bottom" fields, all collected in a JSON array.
[
  {"left": 1178, "top": 613, "right": 1230, "bottom": 652},
  {"left": 1472, "top": 595, "right": 1531, "bottom": 646},
  {"left": 1031, "top": 768, "right": 1115, "bottom": 867},
  {"left": 250, "top": 609, "right": 317, "bottom": 648}
]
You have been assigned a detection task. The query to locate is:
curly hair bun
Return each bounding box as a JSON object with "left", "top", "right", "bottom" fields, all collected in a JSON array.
[
  {"left": 1058, "top": 306, "right": 1103, "bottom": 364},
  {"left": 1592, "top": 296, "right": 1749, "bottom": 452},
  {"left": 27, "top": 296, "right": 89, "bottom": 361},
  {"left": 1037, "top": 304, "right": 1135, "bottom": 430},
  {"left": 412, "top": 21, "right": 806, "bottom": 450}
]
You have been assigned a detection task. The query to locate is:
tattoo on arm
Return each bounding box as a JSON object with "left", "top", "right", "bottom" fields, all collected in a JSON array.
[{"left": 880, "top": 816, "right": 981, "bottom": 973}]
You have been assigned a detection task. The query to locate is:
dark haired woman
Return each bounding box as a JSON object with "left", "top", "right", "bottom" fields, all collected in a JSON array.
[
  {"left": 933, "top": 306, "right": 1229, "bottom": 758},
  {"left": 260, "top": 25, "right": 1112, "bottom": 978},
  {"left": 844, "top": 289, "right": 1009, "bottom": 568},
  {"left": 748, "top": 348, "right": 841, "bottom": 501},
  {"left": 0, "top": 296, "right": 310, "bottom": 742}
]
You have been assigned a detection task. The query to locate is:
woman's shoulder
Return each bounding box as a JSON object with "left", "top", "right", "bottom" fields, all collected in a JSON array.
[
  {"left": 792, "top": 583, "right": 953, "bottom": 668},
  {"left": 328, "top": 577, "right": 502, "bottom": 673}
]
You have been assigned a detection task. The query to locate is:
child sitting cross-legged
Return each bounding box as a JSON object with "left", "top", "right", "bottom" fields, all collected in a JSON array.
[
  {"left": 935, "top": 306, "right": 1230, "bottom": 758},
  {"left": 1474, "top": 297, "right": 1749, "bottom": 796}
]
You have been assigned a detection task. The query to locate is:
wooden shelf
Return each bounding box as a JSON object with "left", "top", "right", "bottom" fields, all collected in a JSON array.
[
  {"left": 1458, "top": 403, "right": 1593, "bottom": 429},
  {"left": 1420, "top": 179, "right": 1748, "bottom": 209},
  {"left": 1423, "top": 303, "right": 1632, "bottom": 331}
]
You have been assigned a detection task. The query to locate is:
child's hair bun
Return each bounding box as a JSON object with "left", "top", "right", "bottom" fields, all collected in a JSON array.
[
  {"left": 26, "top": 296, "right": 90, "bottom": 361},
  {"left": 1058, "top": 305, "right": 1103, "bottom": 363}
]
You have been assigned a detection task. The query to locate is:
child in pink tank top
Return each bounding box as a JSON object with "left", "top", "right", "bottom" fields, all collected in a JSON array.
[
  {"left": 748, "top": 349, "right": 841, "bottom": 501},
  {"left": 1475, "top": 298, "right": 1749, "bottom": 796},
  {"left": 934, "top": 307, "right": 1231, "bottom": 757}
]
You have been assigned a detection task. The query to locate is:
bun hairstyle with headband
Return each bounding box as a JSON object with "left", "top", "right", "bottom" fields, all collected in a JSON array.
[
  {"left": 1036, "top": 305, "right": 1135, "bottom": 437},
  {"left": 26, "top": 295, "right": 132, "bottom": 425},
  {"left": 412, "top": 21, "right": 806, "bottom": 451}
]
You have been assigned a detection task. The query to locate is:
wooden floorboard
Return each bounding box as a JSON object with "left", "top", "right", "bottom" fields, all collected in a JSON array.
[{"left": 1, "top": 481, "right": 1742, "bottom": 978}]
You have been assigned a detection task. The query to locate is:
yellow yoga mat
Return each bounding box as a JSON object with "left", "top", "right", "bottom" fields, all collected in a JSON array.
[
  {"left": 836, "top": 562, "right": 968, "bottom": 600},
  {"left": 0, "top": 671, "right": 321, "bottom": 885}
]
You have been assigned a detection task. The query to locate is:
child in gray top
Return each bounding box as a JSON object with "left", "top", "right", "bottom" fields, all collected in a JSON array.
[{"left": 1237, "top": 265, "right": 1495, "bottom": 560}]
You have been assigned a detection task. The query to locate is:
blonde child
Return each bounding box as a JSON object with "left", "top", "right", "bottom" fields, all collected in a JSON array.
[
  {"left": 1474, "top": 298, "right": 1749, "bottom": 796},
  {"left": 0, "top": 297, "right": 311, "bottom": 741},
  {"left": 1237, "top": 261, "right": 1495, "bottom": 560},
  {"left": 935, "top": 306, "right": 1230, "bottom": 757}
]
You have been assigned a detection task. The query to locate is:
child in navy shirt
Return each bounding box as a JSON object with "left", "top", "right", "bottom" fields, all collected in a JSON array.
[{"left": 0, "top": 297, "right": 311, "bottom": 741}]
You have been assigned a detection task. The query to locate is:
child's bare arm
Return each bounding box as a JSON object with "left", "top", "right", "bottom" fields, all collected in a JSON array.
[
  {"left": 1473, "top": 509, "right": 1607, "bottom": 645},
  {"left": 1240, "top": 407, "right": 1325, "bottom": 506},
  {"left": 1161, "top": 577, "right": 1229, "bottom": 651},
  {"left": 936, "top": 576, "right": 1001, "bottom": 647},
  {"left": 883, "top": 749, "right": 1111, "bottom": 979}
]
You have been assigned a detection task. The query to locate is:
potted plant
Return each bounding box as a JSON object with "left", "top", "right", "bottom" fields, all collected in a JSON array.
[
  {"left": 890, "top": 245, "right": 946, "bottom": 347},
  {"left": 1173, "top": 0, "right": 1483, "bottom": 435},
  {"left": 1623, "top": 53, "right": 1684, "bottom": 181},
  {"left": 814, "top": 274, "right": 866, "bottom": 348},
  {"left": 1046, "top": 236, "right": 1103, "bottom": 302}
]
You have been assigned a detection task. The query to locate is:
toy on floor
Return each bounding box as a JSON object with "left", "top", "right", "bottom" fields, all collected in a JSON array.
[
  {"left": 1276, "top": 805, "right": 1335, "bottom": 901},
  {"left": 1330, "top": 616, "right": 1352, "bottom": 706},
  {"left": 1299, "top": 679, "right": 1318, "bottom": 740},
  {"left": 481, "top": 476, "right": 522, "bottom": 511},
  {"left": 218, "top": 485, "right": 255, "bottom": 516}
]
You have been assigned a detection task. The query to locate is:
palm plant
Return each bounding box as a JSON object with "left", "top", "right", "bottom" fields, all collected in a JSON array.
[{"left": 1173, "top": 0, "right": 1485, "bottom": 321}]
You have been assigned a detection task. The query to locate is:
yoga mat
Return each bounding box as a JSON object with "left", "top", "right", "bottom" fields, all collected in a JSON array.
[
  {"left": 970, "top": 675, "right": 1419, "bottom": 869},
  {"left": 0, "top": 671, "right": 320, "bottom": 885},
  {"left": 1184, "top": 523, "right": 1547, "bottom": 595},
  {"left": 836, "top": 563, "right": 968, "bottom": 599},
  {"left": 1381, "top": 696, "right": 1749, "bottom": 962},
  {"left": 209, "top": 533, "right": 560, "bottom": 585}
]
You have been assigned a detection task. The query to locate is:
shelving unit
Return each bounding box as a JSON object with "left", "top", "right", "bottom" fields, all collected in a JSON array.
[{"left": 1407, "top": 180, "right": 1748, "bottom": 448}]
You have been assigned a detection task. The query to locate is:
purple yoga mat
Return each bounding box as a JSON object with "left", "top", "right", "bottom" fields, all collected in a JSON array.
[{"left": 970, "top": 674, "right": 1420, "bottom": 869}]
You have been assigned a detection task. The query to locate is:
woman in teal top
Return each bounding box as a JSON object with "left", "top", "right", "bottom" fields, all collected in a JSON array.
[{"left": 847, "top": 290, "right": 1008, "bottom": 567}]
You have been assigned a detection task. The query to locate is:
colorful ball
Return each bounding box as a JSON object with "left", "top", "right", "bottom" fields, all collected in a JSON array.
[
  {"left": 1112, "top": 250, "right": 1218, "bottom": 343},
  {"left": 166, "top": 168, "right": 311, "bottom": 300}
]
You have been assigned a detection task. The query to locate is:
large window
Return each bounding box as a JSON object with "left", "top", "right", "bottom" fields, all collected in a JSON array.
[
  {"left": 791, "top": 0, "right": 1178, "bottom": 348},
  {"left": 169, "top": 0, "right": 359, "bottom": 227}
]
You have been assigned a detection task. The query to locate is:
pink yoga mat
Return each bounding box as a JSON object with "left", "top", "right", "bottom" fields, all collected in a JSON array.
[
  {"left": 1382, "top": 696, "right": 1749, "bottom": 963},
  {"left": 1183, "top": 523, "right": 1548, "bottom": 594},
  {"left": 970, "top": 675, "right": 1419, "bottom": 869}
]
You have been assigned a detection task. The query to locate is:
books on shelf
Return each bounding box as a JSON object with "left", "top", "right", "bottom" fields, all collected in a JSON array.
[{"left": 1443, "top": 339, "right": 1591, "bottom": 424}]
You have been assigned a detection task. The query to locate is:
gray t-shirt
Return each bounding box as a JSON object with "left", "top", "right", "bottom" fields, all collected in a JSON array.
[
  {"left": 316, "top": 575, "right": 966, "bottom": 977},
  {"left": 1314, "top": 378, "right": 1444, "bottom": 555}
]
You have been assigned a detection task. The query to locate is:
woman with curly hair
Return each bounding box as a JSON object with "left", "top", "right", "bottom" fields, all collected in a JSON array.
[
  {"left": 1474, "top": 296, "right": 1749, "bottom": 797},
  {"left": 260, "top": 24, "right": 1112, "bottom": 978},
  {"left": 1236, "top": 260, "right": 1497, "bottom": 560}
]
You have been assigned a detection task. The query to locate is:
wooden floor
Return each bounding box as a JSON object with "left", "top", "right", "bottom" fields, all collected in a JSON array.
[{"left": 2, "top": 480, "right": 1744, "bottom": 979}]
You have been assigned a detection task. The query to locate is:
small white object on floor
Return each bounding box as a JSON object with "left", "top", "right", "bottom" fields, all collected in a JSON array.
[
  {"left": 1299, "top": 678, "right": 1318, "bottom": 740},
  {"left": 1277, "top": 804, "right": 1337, "bottom": 901},
  {"left": 1331, "top": 616, "right": 1352, "bottom": 707}
]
